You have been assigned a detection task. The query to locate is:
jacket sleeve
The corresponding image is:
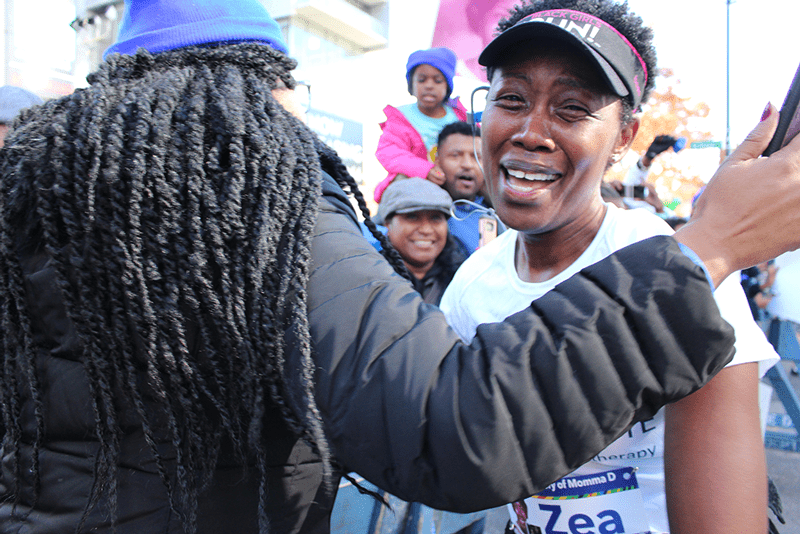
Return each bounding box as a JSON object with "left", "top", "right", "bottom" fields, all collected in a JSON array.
[
  {"left": 375, "top": 107, "right": 435, "bottom": 180},
  {"left": 310, "top": 175, "right": 735, "bottom": 513}
]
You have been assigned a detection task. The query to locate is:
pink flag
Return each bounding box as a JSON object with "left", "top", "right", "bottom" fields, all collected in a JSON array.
[{"left": 432, "top": 0, "right": 519, "bottom": 81}]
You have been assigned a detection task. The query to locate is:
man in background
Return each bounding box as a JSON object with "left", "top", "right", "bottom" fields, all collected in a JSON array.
[{"left": 433, "top": 121, "right": 503, "bottom": 255}]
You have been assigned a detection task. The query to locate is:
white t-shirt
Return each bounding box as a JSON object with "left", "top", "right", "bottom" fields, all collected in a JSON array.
[{"left": 440, "top": 204, "right": 778, "bottom": 534}]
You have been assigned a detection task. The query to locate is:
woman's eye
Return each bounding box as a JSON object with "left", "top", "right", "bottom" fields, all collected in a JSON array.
[
  {"left": 558, "top": 104, "right": 592, "bottom": 120},
  {"left": 494, "top": 94, "right": 524, "bottom": 106}
]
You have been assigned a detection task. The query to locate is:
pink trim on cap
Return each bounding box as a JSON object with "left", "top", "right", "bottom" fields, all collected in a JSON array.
[{"left": 523, "top": 9, "right": 648, "bottom": 91}]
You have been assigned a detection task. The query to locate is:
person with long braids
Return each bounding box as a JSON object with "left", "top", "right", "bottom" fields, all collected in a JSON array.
[{"left": 3, "top": 1, "right": 800, "bottom": 533}]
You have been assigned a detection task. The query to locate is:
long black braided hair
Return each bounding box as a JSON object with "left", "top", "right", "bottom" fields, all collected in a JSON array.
[{"left": 0, "top": 42, "right": 407, "bottom": 533}]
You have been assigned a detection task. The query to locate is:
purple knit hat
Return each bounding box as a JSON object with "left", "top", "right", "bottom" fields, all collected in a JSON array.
[
  {"left": 103, "top": 0, "right": 288, "bottom": 60},
  {"left": 406, "top": 47, "right": 457, "bottom": 98}
]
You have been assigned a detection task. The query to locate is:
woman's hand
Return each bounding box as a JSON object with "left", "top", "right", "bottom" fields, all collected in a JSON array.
[{"left": 676, "top": 103, "right": 800, "bottom": 287}]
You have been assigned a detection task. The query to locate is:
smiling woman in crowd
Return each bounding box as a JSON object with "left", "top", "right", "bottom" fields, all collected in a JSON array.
[
  {"left": 441, "top": 1, "right": 778, "bottom": 533},
  {"left": 374, "top": 178, "right": 467, "bottom": 305}
]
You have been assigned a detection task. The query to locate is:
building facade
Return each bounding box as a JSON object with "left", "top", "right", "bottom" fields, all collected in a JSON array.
[{"left": 1, "top": 0, "right": 79, "bottom": 100}]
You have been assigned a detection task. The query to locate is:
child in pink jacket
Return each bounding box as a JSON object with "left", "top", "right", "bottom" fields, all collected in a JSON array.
[{"left": 374, "top": 47, "right": 468, "bottom": 202}]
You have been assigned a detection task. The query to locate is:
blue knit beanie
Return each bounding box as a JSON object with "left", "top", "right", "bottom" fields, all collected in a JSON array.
[
  {"left": 406, "top": 47, "right": 457, "bottom": 98},
  {"left": 0, "top": 86, "right": 43, "bottom": 123},
  {"left": 103, "top": 0, "right": 289, "bottom": 60}
]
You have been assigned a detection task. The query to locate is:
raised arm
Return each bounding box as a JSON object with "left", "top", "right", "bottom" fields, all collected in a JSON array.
[
  {"left": 309, "top": 103, "right": 800, "bottom": 512},
  {"left": 309, "top": 175, "right": 734, "bottom": 512}
]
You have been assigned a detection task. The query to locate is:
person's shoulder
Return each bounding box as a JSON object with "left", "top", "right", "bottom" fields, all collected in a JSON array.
[
  {"left": 319, "top": 171, "right": 360, "bottom": 226},
  {"left": 440, "top": 236, "right": 508, "bottom": 335},
  {"left": 474, "top": 227, "right": 515, "bottom": 258},
  {"left": 396, "top": 103, "right": 418, "bottom": 115},
  {"left": 612, "top": 204, "right": 671, "bottom": 227},
  {"left": 379, "top": 106, "right": 418, "bottom": 139},
  {"left": 714, "top": 274, "right": 779, "bottom": 370}
]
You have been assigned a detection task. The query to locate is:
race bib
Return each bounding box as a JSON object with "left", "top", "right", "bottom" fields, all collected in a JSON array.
[{"left": 511, "top": 467, "right": 651, "bottom": 534}]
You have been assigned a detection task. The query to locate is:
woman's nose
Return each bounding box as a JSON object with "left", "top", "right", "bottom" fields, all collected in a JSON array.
[
  {"left": 417, "top": 217, "right": 438, "bottom": 233},
  {"left": 511, "top": 109, "right": 556, "bottom": 152}
]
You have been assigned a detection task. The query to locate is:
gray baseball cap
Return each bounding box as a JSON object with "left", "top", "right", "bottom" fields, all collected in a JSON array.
[
  {"left": 374, "top": 177, "right": 453, "bottom": 226},
  {"left": 0, "top": 86, "right": 43, "bottom": 123}
]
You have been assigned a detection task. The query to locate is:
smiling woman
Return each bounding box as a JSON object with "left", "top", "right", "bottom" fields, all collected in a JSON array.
[
  {"left": 375, "top": 177, "right": 466, "bottom": 304},
  {"left": 439, "top": 1, "right": 777, "bottom": 533},
  {"left": 481, "top": 47, "right": 637, "bottom": 274},
  {"left": 386, "top": 211, "right": 449, "bottom": 276}
]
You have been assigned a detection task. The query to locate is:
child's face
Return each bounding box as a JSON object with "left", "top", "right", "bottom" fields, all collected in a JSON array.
[{"left": 411, "top": 64, "right": 449, "bottom": 117}]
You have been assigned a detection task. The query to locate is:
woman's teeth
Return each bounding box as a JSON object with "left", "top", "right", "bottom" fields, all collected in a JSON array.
[{"left": 506, "top": 168, "right": 556, "bottom": 181}]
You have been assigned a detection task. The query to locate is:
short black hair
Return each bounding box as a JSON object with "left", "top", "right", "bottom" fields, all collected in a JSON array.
[
  {"left": 486, "top": 0, "right": 657, "bottom": 116},
  {"left": 437, "top": 121, "right": 479, "bottom": 149}
]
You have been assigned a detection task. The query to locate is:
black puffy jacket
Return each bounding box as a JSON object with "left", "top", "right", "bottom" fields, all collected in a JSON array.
[{"left": 0, "top": 172, "right": 734, "bottom": 533}]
